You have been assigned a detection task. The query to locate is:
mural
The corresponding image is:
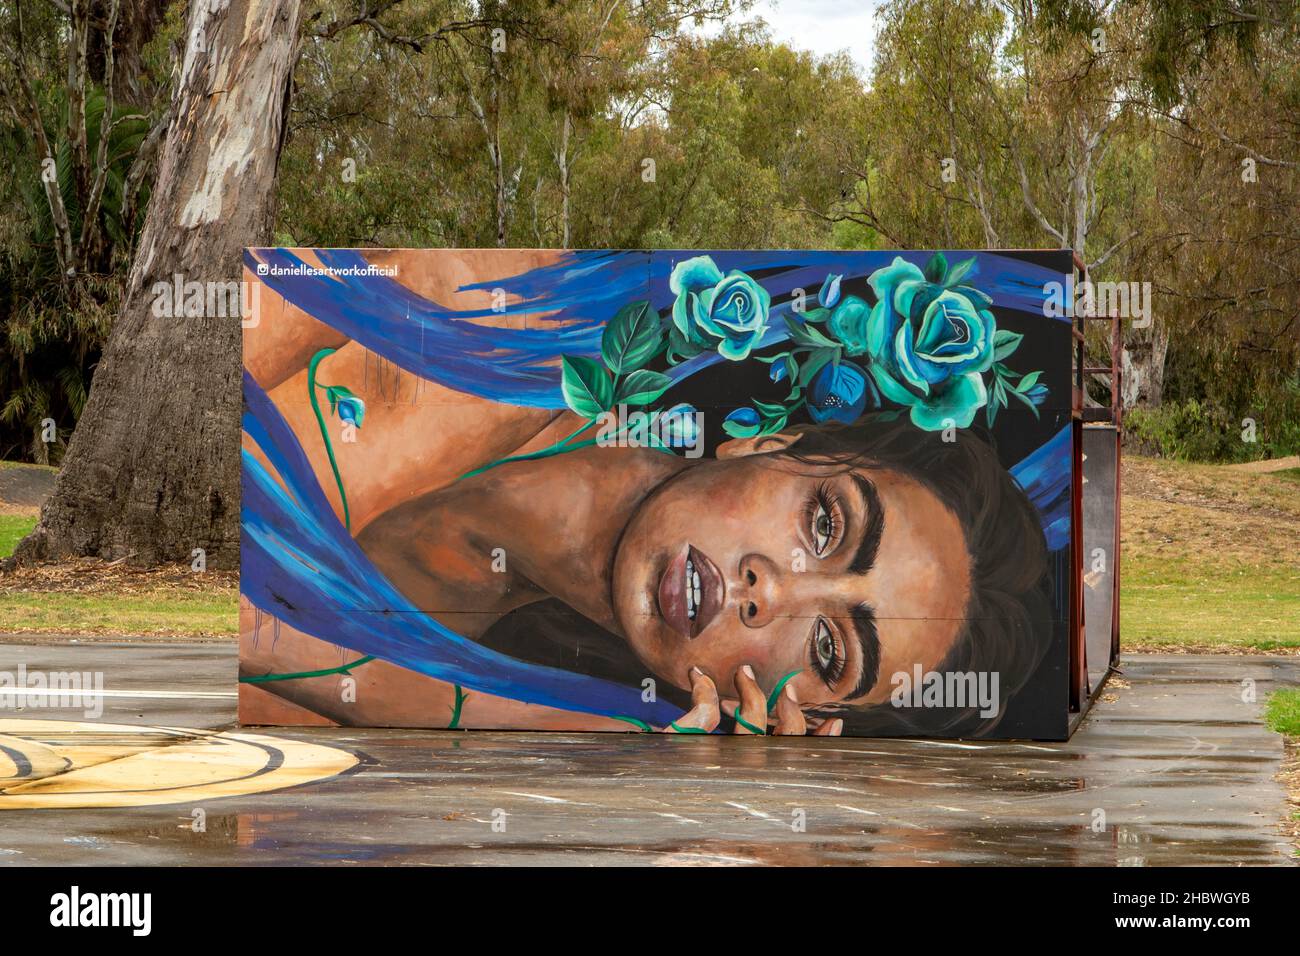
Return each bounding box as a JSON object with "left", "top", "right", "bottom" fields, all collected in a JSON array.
[{"left": 241, "top": 249, "right": 1073, "bottom": 739}]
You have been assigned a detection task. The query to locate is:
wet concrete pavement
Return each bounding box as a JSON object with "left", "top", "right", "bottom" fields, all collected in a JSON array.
[{"left": 0, "top": 641, "right": 1296, "bottom": 865}]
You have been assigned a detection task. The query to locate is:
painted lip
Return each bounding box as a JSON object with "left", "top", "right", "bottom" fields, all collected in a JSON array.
[{"left": 656, "top": 543, "right": 725, "bottom": 639}]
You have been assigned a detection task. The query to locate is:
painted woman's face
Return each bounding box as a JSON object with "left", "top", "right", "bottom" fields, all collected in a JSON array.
[{"left": 610, "top": 432, "right": 974, "bottom": 709}]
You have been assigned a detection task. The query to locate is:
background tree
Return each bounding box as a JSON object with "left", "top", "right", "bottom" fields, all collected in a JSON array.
[
  {"left": 0, "top": 0, "right": 176, "bottom": 460},
  {"left": 11, "top": 0, "right": 303, "bottom": 567}
]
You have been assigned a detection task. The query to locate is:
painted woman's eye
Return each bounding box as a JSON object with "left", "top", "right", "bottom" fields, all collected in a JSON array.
[
  {"left": 814, "top": 620, "right": 835, "bottom": 669},
  {"left": 809, "top": 618, "right": 844, "bottom": 688},
  {"left": 811, "top": 501, "right": 833, "bottom": 554},
  {"left": 803, "top": 482, "right": 843, "bottom": 558}
]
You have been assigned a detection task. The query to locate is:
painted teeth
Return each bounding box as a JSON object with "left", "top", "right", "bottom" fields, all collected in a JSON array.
[{"left": 686, "top": 558, "right": 697, "bottom": 620}]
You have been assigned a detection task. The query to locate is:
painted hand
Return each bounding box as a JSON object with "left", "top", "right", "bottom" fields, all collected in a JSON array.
[{"left": 664, "top": 665, "right": 843, "bottom": 736}]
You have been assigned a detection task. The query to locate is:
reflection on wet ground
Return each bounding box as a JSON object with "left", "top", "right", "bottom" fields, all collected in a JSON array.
[{"left": 0, "top": 643, "right": 1295, "bottom": 865}]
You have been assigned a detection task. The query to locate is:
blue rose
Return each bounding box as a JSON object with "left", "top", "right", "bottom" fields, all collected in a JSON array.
[
  {"left": 827, "top": 294, "right": 872, "bottom": 355},
  {"left": 862, "top": 255, "right": 995, "bottom": 430},
  {"left": 325, "top": 385, "right": 365, "bottom": 428},
  {"left": 670, "top": 255, "right": 771, "bottom": 361},
  {"left": 818, "top": 273, "right": 842, "bottom": 309},
  {"left": 655, "top": 403, "right": 700, "bottom": 448},
  {"left": 807, "top": 361, "right": 877, "bottom": 425}
]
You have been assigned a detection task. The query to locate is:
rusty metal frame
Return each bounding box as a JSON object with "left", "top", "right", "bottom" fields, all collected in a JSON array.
[{"left": 1068, "top": 251, "right": 1123, "bottom": 726}]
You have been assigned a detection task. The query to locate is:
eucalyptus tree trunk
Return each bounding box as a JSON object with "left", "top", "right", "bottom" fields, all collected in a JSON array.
[
  {"left": 1120, "top": 320, "right": 1170, "bottom": 411},
  {"left": 12, "top": 0, "right": 303, "bottom": 570}
]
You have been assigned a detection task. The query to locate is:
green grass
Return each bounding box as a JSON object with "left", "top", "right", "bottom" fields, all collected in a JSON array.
[
  {"left": 1123, "top": 557, "right": 1300, "bottom": 650},
  {"left": 1120, "top": 455, "right": 1300, "bottom": 651},
  {"left": 0, "top": 590, "right": 237, "bottom": 636},
  {"left": 0, "top": 514, "right": 37, "bottom": 558},
  {"left": 1265, "top": 689, "right": 1300, "bottom": 736}
]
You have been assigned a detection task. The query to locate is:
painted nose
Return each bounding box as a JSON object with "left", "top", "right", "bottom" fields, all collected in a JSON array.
[{"left": 737, "top": 553, "right": 780, "bottom": 628}]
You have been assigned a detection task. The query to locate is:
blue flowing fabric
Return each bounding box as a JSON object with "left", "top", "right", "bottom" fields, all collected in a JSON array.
[
  {"left": 243, "top": 370, "right": 684, "bottom": 725},
  {"left": 241, "top": 249, "right": 1073, "bottom": 723}
]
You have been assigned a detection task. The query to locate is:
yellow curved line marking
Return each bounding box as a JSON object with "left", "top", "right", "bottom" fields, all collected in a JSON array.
[{"left": 0, "top": 718, "right": 357, "bottom": 810}]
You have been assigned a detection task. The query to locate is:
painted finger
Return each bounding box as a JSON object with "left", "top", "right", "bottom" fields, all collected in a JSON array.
[
  {"left": 731, "top": 665, "right": 768, "bottom": 735},
  {"left": 812, "top": 716, "right": 844, "bottom": 737},
  {"left": 667, "top": 667, "right": 720, "bottom": 733},
  {"left": 772, "top": 682, "right": 807, "bottom": 736}
]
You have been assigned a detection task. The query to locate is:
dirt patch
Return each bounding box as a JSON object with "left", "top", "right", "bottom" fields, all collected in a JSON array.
[
  {"left": 1121, "top": 456, "right": 1300, "bottom": 569},
  {"left": 0, "top": 558, "right": 237, "bottom": 596},
  {"left": 1126, "top": 643, "right": 1300, "bottom": 656}
]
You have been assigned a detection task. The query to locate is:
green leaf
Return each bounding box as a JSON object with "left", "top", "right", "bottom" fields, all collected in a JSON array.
[
  {"left": 784, "top": 355, "right": 799, "bottom": 384},
  {"left": 614, "top": 369, "right": 672, "bottom": 406},
  {"left": 561, "top": 355, "right": 612, "bottom": 418},
  {"left": 1007, "top": 385, "right": 1041, "bottom": 418},
  {"left": 1014, "top": 370, "right": 1041, "bottom": 392},
  {"left": 783, "top": 314, "right": 838, "bottom": 349},
  {"left": 601, "top": 300, "right": 662, "bottom": 373},
  {"left": 758, "top": 415, "right": 789, "bottom": 436},
  {"left": 992, "top": 329, "right": 1024, "bottom": 362},
  {"left": 801, "top": 307, "right": 831, "bottom": 324},
  {"left": 924, "top": 252, "right": 948, "bottom": 284},
  {"left": 666, "top": 325, "right": 706, "bottom": 365},
  {"left": 944, "top": 257, "right": 976, "bottom": 288},
  {"left": 798, "top": 347, "right": 837, "bottom": 386},
  {"left": 752, "top": 398, "right": 789, "bottom": 418}
]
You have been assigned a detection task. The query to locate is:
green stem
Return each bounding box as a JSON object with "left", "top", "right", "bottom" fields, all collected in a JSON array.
[
  {"left": 240, "top": 655, "right": 375, "bottom": 684},
  {"left": 669, "top": 722, "right": 708, "bottom": 734},
  {"left": 449, "top": 685, "right": 468, "bottom": 729},
  {"left": 456, "top": 435, "right": 601, "bottom": 482},
  {"left": 308, "top": 348, "right": 350, "bottom": 532},
  {"left": 732, "top": 710, "right": 766, "bottom": 735},
  {"left": 454, "top": 418, "right": 597, "bottom": 483},
  {"left": 766, "top": 670, "right": 801, "bottom": 714},
  {"left": 610, "top": 715, "right": 652, "bottom": 732}
]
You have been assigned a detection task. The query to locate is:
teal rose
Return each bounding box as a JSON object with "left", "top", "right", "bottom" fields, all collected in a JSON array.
[
  {"left": 670, "top": 255, "right": 771, "bottom": 361},
  {"left": 858, "top": 255, "right": 996, "bottom": 430}
]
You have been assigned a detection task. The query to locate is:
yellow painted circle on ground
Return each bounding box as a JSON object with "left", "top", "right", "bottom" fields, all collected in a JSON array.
[{"left": 0, "top": 718, "right": 357, "bottom": 809}]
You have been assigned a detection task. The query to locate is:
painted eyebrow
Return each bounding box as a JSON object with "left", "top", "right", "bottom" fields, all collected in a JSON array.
[
  {"left": 847, "top": 473, "right": 884, "bottom": 576},
  {"left": 846, "top": 603, "right": 881, "bottom": 701}
]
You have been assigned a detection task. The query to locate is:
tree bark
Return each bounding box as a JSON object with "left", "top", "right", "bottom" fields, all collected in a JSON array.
[
  {"left": 12, "top": 0, "right": 303, "bottom": 570},
  {"left": 1120, "top": 319, "right": 1170, "bottom": 411},
  {"left": 88, "top": 0, "right": 173, "bottom": 106}
]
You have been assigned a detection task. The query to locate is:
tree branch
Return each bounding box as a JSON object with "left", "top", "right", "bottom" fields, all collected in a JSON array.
[
  {"left": 1015, "top": 152, "right": 1068, "bottom": 247},
  {"left": 0, "top": 31, "right": 77, "bottom": 278},
  {"left": 1087, "top": 230, "right": 1137, "bottom": 273},
  {"left": 79, "top": 0, "right": 121, "bottom": 260}
]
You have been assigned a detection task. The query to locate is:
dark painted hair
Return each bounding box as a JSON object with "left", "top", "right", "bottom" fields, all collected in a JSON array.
[
  {"left": 480, "top": 417, "right": 1053, "bottom": 737},
  {"left": 782, "top": 417, "right": 1052, "bottom": 736}
]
